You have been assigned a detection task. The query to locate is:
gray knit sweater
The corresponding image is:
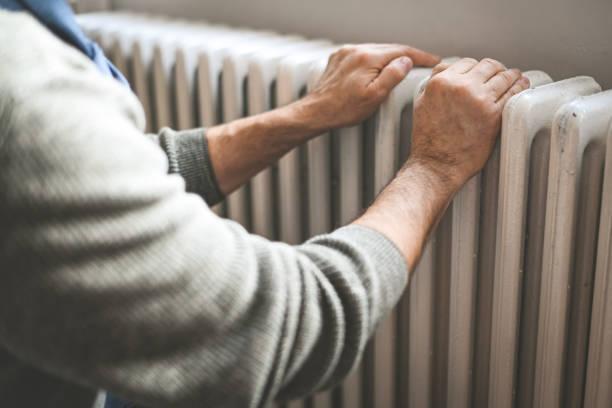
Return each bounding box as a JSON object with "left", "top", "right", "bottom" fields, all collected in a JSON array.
[{"left": 0, "top": 12, "right": 408, "bottom": 408}]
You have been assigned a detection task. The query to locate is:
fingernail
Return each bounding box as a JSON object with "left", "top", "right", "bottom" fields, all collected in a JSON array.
[
  {"left": 397, "top": 56, "right": 413, "bottom": 67},
  {"left": 521, "top": 76, "right": 531, "bottom": 87}
]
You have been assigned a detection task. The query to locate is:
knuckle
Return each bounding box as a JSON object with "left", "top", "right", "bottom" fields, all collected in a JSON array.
[
  {"left": 481, "top": 57, "right": 499, "bottom": 66},
  {"left": 504, "top": 69, "right": 522, "bottom": 83},
  {"left": 428, "top": 74, "right": 451, "bottom": 89},
  {"left": 388, "top": 63, "right": 405, "bottom": 78},
  {"left": 337, "top": 45, "right": 354, "bottom": 57},
  {"left": 500, "top": 70, "right": 514, "bottom": 82},
  {"left": 426, "top": 77, "right": 442, "bottom": 92},
  {"left": 330, "top": 49, "right": 345, "bottom": 63},
  {"left": 463, "top": 57, "right": 479, "bottom": 65},
  {"left": 483, "top": 57, "right": 505, "bottom": 69},
  {"left": 353, "top": 49, "right": 372, "bottom": 63},
  {"left": 432, "top": 62, "right": 448, "bottom": 74}
]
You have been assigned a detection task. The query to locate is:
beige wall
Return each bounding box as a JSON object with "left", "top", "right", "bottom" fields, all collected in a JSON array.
[
  {"left": 75, "top": 0, "right": 111, "bottom": 12},
  {"left": 112, "top": 0, "right": 612, "bottom": 89}
]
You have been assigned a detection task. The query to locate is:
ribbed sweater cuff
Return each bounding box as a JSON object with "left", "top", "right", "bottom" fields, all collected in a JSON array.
[{"left": 158, "top": 127, "right": 224, "bottom": 206}]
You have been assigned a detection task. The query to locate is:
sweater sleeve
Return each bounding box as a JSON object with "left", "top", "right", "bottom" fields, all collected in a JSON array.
[
  {"left": 0, "top": 12, "right": 409, "bottom": 408},
  {"left": 148, "top": 128, "right": 224, "bottom": 206}
]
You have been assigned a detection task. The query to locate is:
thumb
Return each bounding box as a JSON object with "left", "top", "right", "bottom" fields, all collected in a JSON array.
[{"left": 373, "top": 56, "right": 413, "bottom": 95}]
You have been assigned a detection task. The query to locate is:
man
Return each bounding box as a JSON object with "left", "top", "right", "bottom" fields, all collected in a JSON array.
[{"left": 0, "top": 2, "right": 529, "bottom": 408}]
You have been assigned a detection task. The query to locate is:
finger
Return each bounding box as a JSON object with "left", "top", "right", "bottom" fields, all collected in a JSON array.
[
  {"left": 446, "top": 58, "right": 479, "bottom": 74},
  {"left": 372, "top": 56, "right": 414, "bottom": 94},
  {"left": 496, "top": 76, "right": 531, "bottom": 105},
  {"left": 467, "top": 58, "right": 507, "bottom": 82},
  {"left": 486, "top": 68, "right": 522, "bottom": 97},
  {"left": 366, "top": 44, "right": 441, "bottom": 67},
  {"left": 431, "top": 62, "right": 451, "bottom": 76}
]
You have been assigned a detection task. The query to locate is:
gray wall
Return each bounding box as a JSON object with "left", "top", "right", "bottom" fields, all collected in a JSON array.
[{"left": 112, "top": 0, "right": 612, "bottom": 90}]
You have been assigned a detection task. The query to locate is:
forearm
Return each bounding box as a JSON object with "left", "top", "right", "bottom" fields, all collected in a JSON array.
[
  {"left": 354, "top": 158, "right": 458, "bottom": 270},
  {"left": 207, "top": 97, "right": 325, "bottom": 195}
]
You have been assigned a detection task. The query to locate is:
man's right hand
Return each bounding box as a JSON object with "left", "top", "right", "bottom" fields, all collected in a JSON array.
[
  {"left": 355, "top": 57, "right": 530, "bottom": 271},
  {"left": 410, "top": 58, "right": 530, "bottom": 191}
]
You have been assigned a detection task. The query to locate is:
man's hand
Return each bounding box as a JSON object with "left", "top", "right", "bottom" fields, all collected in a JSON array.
[
  {"left": 300, "top": 44, "right": 440, "bottom": 130},
  {"left": 355, "top": 57, "right": 530, "bottom": 270},
  {"left": 410, "top": 58, "right": 530, "bottom": 190},
  {"left": 208, "top": 43, "right": 439, "bottom": 195}
]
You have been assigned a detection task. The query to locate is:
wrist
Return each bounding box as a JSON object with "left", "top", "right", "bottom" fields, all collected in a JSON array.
[
  {"left": 244, "top": 101, "right": 323, "bottom": 150},
  {"left": 285, "top": 93, "right": 332, "bottom": 137},
  {"left": 354, "top": 157, "right": 457, "bottom": 270},
  {"left": 401, "top": 155, "right": 464, "bottom": 196}
]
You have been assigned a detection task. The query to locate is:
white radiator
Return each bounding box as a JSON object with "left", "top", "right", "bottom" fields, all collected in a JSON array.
[{"left": 78, "top": 11, "right": 612, "bottom": 408}]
